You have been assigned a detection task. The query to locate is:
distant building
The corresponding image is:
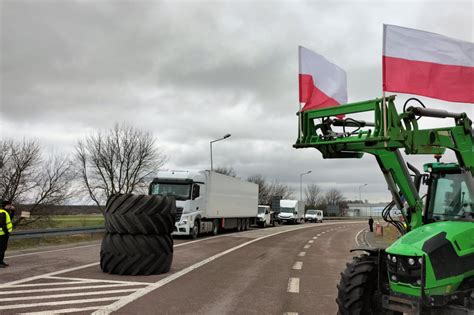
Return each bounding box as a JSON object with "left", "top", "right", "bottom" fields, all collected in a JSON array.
[{"left": 347, "top": 202, "right": 391, "bottom": 217}]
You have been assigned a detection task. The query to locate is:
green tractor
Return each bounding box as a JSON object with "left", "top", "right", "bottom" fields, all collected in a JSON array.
[{"left": 294, "top": 96, "right": 473, "bottom": 314}]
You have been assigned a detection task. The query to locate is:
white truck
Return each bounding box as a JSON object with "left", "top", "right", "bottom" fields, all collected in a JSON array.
[
  {"left": 257, "top": 205, "right": 276, "bottom": 228},
  {"left": 149, "top": 170, "right": 258, "bottom": 238},
  {"left": 278, "top": 199, "right": 305, "bottom": 224}
]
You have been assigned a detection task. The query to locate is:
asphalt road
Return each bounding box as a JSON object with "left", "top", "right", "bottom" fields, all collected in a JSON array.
[{"left": 0, "top": 222, "right": 366, "bottom": 315}]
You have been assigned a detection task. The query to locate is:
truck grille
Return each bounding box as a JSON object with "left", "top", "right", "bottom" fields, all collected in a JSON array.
[{"left": 175, "top": 207, "right": 184, "bottom": 222}]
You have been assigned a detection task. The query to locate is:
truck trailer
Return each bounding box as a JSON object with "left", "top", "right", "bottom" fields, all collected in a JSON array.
[{"left": 149, "top": 170, "right": 259, "bottom": 238}]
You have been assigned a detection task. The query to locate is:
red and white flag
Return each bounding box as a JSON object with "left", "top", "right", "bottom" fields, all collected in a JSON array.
[
  {"left": 383, "top": 24, "right": 474, "bottom": 103},
  {"left": 299, "top": 46, "right": 348, "bottom": 111}
]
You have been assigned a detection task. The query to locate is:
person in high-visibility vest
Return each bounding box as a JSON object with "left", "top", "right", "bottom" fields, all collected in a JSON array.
[{"left": 0, "top": 200, "right": 14, "bottom": 268}]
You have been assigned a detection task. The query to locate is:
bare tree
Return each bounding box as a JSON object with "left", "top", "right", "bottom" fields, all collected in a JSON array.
[
  {"left": 0, "top": 139, "right": 74, "bottom": 225},
  {"left": 269, "top": 180, "right": 294, "bottom": 200},
  {"left": 214, "top": 166, "right": 237, "bottom": 177},
  {"left": 324, "top": 188, "right": 345, "bottom": 207},
  {"left": 75, "top": 123, "right": 167, "bottom": 209},
  {"left": 305, "top": 183, "right": 322, "bottom": 208}
]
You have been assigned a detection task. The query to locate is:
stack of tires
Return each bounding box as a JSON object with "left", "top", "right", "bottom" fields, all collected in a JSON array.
[{"left": 100, "top": 194, "right": 176, "bottom": 275}]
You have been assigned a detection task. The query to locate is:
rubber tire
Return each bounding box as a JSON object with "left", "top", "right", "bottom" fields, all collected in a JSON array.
[
  {"left": 100, "top": 233, "right": 173, "bottom": 275},
  {"left": 237, "top": 219, "right": 242, "bottom": 232},
  {"left": 191, "top": 220, "right": 199, "bottom": 239},
  {"left": 336, "top": 254, "right": 388, "bottom": 315},
  {"left": 212, "top": 219, "right": 219, "bottom": 236},
  {"left": 104, "top": 194, "right": 176, "bottom": 235}
]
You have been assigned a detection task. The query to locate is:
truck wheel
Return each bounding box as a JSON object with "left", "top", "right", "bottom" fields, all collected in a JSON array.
[
  {"left": 191, "top": 220, "right": 200, "bottom": 239},
  {"left": 212, "top": 219, "right": 219, "bottom": 236},
  {"left": 100, "top": 233, "right": 173, "bottom": 275},
  {"left": 104, "top": 194, "right": 176, "bottom": 235},
  {"left": 243, "top": 219, "right": 248, "bottom": 231},
  {"left": 237, "top": 219, "right": 242, "bottom": 232},
  {"left": 336, "top": 254, "right": 387, "bottom": 315}
]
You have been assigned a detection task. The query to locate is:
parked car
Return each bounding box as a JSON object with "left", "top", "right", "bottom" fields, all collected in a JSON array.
[{"left": 305, "top": 209, "right": 323, "bottom": 223}]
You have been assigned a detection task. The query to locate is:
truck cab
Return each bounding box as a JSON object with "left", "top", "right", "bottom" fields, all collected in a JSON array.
[
  {"left": 257, "top": 205, "right": 274, "bottom": 227},
  {"left": 278, "top": 199, "right": 305, "bottom": 224},
  {"left": 149, "top": 170, "right": 206, "bottom": 237}
]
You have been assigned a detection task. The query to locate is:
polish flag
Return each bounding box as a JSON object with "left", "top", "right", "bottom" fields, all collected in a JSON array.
[
  {"left": 383, "top": 24, "right": 474, "bottom": 103},
  {"left": 299, "top": 46, "right": 348, "bottom": 112}
]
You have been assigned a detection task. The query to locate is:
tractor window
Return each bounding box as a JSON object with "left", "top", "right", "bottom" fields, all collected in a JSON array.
[{"left": 430, "top": 173, "right": 473, "bottom": 221}]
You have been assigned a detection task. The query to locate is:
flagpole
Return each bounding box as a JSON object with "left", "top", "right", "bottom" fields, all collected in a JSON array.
[
  {"left": 298, "top": 46, "right": 303, "bottom": 142},
  {"left": 382, "top": 25, "right": 388, "bottom": 145}
]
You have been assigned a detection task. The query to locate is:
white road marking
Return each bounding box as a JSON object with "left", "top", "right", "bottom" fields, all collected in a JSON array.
[
  {"left": 0, "top": 289, "right": 137, "bottom": 301},
  {"left": 287, "top": 278, "right": 300, "bottom": 293},
  {"left": 355, "top": 228, "right": 367, "bottom": 246},
  {"left": 92, "top": 223, "right": 351, "bottom": 315},
  {"left": 308, "top": 240, "right": 314, "bottom": 243},
  {"left": 47, "top": 275, "right": 147, "bottom": 285},
  {"left": 304, "top": 245, "right": 311, "bottom": 249},
  {"left": 7, "top": 281, "right": 92, "bottom": 288},
  {"left": 283, "top": 313, "right": 298, "bottom": 315},
  {"left": 298, "top": 251, "right": 306, "bottom": 257},
  {"left": 20, "top": 306, "right": 104, "bottom": 315},
  {"left": 0, "top": 262, "right": 100, "bottom": 287},
  {"left": 292, "top": 261, "right": 303, "bottom": 270},
  {"left": 317, "top": 234, "right": 321, "bottom": 236},
  {"left": 0, "top": 283, "right": 142, "bottom": 294},
  {"left": 0, "top": 297, "right": 120, "bottom": 310}
]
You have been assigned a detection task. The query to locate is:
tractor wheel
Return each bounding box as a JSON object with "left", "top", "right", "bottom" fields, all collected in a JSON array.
[
  {"left": 336, "top": 254, "right": 390, "bottom": 315},
  {"left": 100, "top": 233, "right": 173, "bottom": 275},
  {"left": 104, "top": 194, "right": 176, "bottom": 235}
]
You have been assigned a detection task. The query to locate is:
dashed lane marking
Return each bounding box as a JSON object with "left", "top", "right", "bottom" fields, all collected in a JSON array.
[
  {"left": 292, "top": 261, "right": 303, "bottom": 270},
  {"left": 283, "top": 312, "right": 299, "bottom": 315},
  {"left": 287, "top": 277, "right": 300, "bottom": 293},
  {"left": 304, "top": 245, "right": 311, "bottom": 249},
  {"left": 298, "top": 251, "right": 306, "bottom": 257},
  {"left": 308, "top": 240, "right": 314, "bottom": 243}
]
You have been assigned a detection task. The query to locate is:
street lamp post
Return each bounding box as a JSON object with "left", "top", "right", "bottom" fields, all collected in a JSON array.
[
  {"left": 210, "top": 134, "right": 231, "bottom": 171},
  {"left": 359, "top": 183, "right": 368, "bottom": 216},
  {"left": 300, "top": 170, "right": 312, "bottom": 200}
]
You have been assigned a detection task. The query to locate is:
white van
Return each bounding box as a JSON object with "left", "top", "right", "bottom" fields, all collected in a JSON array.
[{"left": 305, "top": 209, "right": 324, "bottom": 223}]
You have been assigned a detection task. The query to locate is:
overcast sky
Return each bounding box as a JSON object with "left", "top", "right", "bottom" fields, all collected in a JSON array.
[{"left": 1, "top": 0, "right": 472, "bottom": 202}]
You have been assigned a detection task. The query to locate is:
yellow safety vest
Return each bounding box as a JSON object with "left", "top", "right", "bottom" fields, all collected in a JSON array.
[{"left": 0, "top": 209, "right": 12, "bottom": 235}]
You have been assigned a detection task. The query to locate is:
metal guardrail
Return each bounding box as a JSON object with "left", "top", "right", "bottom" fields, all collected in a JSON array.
[{"left": 11, "top": 226, "right": 105, "bottom": 240}]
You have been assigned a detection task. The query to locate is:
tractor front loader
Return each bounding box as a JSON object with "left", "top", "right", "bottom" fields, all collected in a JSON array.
[{"left": 294, "top": 95, "right": 473, "bottom": 314}]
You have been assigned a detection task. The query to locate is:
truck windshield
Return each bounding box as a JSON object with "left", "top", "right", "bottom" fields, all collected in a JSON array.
[
  {"left": 280, "top": 207, "right": 295, "bottom": 213},
  {"left": 150, "top": 183, "right": 191, "bottom": 200},
  {"left": 306, "top": 210, "right": 317, "bottom": 215},
  {"left": 429, "top": 172, "right": 473, "bottom": 221},
  {"left": 258, "top": 207, "right": 267, "bottom": 214}
]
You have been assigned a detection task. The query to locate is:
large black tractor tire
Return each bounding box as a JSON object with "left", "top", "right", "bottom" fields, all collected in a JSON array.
[
  {"left": 336, "top": 254, "right": 389, "bottom": 315},
  {"left": 100, "top": 233, "right": 173, "bottom": 275},
  {"left": 104, "top": 194, "right": 176, "bottom": 235}
]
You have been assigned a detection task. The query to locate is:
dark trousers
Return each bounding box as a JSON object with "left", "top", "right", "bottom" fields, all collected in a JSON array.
[
  {"left": 369, "top": 224, "right": 374, "bottom": 232},
  {"left": 0, "top": 234, "right": 9, "bottom": 263}
]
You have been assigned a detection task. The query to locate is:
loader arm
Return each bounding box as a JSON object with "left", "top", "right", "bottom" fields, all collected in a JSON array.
[{"left": 294, "top": 95, "right": 473, "bottom": 230}]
